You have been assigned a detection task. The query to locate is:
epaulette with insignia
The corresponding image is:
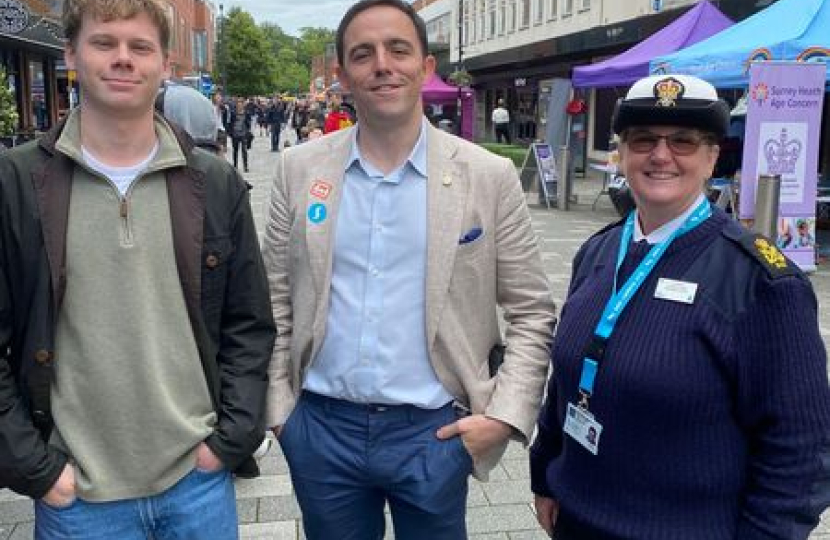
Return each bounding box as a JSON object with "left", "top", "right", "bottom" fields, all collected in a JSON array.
[{"left": 734, "top": 231, "right": 800, "bottom": 279}]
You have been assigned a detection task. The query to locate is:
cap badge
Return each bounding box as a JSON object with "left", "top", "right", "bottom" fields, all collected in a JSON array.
[{"left": 654, "top": 77, "right": 684, "bottom": 107}]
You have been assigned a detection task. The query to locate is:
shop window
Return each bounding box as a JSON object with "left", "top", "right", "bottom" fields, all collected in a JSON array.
[
  {"left": 462, "top": 0, "right": 471, "bottom": 46},
  {"left": 477, "top": 0, "right": 485, "bottom": 42},
  {"left": 488, "top": 0, "right": 496, "bottom": 38},
  {"left": 167, "top": 6, "right": 178, "bottom": 51},
  {"left": 29, "top": 60, "right": 48, "bottom": 131},
  {"left": 499, "top": 0, "right": 507, "bottom": 34}
]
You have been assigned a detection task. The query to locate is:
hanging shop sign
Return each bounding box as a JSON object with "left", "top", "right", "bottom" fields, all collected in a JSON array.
[{"left": 0, "top": 0, "right": 30, "bottom": 35}]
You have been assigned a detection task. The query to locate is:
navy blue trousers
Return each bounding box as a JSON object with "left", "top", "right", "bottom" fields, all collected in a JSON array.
[{"left": 280, "top": 391, "right": 472, "bottom": 540}]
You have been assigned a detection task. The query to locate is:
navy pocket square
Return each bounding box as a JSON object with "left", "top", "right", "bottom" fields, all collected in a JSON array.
[{"left": 459, "top": 227, "right": 483, "bottom": 244}]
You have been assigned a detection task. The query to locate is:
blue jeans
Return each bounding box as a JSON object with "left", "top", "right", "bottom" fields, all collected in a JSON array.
[
  {"left": 280, "top": 391, "right": 472, "bottom": 540},
  {"left": 34, "top": 468, "right": 238, "bottom": 540}
]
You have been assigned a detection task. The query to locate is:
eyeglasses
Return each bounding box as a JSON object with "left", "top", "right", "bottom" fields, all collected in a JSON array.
[{"left": 624, "top": 131, "right": 713, "bottom": 156}]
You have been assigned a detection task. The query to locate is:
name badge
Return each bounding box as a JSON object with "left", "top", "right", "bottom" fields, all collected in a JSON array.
[
  {"left": 654, "top": 278, "right": 698, "bottom": 304},
  {"left": 563, "top": 402, "right": 602, "bottom": 455}
]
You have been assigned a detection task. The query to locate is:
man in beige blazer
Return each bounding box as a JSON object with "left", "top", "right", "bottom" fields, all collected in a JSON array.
[{"left": 261, "top": 1, "right": 556, "bottom": 538}]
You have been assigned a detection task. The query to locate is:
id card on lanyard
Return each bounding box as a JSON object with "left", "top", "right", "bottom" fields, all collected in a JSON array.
[{"left": 563, "top": 200, "right": 711, "bottom": 455}]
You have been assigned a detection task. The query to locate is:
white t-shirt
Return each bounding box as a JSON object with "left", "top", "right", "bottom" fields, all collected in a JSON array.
[
  {"left": 82, "top": 142, "right": 159, "bottom": 197},
  {"left": 492, "top": 106, "right": 510, "bottom": 124}
]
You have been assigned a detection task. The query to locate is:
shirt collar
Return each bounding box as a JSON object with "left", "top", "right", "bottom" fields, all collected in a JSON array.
[
  {"left": 345, "top": 118, "right": 429, "bottom": 182},
  {"left": 634, "top": 192, "right": 707, "bottom": 244}
]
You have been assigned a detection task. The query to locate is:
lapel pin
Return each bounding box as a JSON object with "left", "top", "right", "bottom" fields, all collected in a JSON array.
[
  {"left": 442, "top": 173, "right": 452, "bottom": 187},
  {"left": 310, "top": 180, "right": 332, "bottom": 200}
]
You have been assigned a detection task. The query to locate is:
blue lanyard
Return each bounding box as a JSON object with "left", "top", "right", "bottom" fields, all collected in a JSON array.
[{"left": 577, "top": 199, "right": 711, "bottom": 408}]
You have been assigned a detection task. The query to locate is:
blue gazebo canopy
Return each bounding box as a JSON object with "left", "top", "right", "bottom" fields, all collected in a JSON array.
[{"left": 650, "top": 0, "right": 830, "bottom": 87}]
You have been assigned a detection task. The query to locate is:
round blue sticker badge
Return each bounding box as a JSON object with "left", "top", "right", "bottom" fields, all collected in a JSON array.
[{"left": 308, "top": 203, "right": 327, "bottom": 224}]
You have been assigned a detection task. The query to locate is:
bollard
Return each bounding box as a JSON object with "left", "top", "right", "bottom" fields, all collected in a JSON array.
[
  {"left": 557, "top": 145, "right": 570, "bottom": 211},
  {"left": 753, "top": 174, "right": 781, "bottom": 239}
]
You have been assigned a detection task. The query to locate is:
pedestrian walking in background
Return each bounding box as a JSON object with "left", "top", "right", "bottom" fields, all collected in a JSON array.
[
  {"left": 0, "top": 1, "right": 275, "bottom": 538},
  {"left": 293, "top": 100, "right": 310, "bottom": 142},
  {"left": 257, "top": 98, "right": 268, "bottom": 136},
  {"left": 308, "top": 102, "right": 326, "bottom": 126},
  {"left": 266, "top": 97, "right": 285, "bottom": 152},
  {"left": 531, "top": 74, "right": 830, "bottom": 540},
  {"left": 261, "top": 1, "right": 556, "bottom": 538},
  {"left": 323, "top": 100, "right": 354, "bottom": 133},
  {"left": 491, "top": 98, "right": 511, "bottom": 144},
  {"left": 229, "top": 97, "right": 253, "bottom": 171},
  {"left": 213, "top": 91, "right": 230, "bottom": 155}
]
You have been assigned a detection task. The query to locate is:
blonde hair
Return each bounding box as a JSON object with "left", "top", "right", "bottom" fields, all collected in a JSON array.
[{"left": 63, "top": 0, "right": 171, "bottom": 53}]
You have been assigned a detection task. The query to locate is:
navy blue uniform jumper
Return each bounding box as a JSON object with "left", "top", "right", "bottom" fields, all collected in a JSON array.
[{"left": 530, "top": 207, "right": 830, "bottom": 539}]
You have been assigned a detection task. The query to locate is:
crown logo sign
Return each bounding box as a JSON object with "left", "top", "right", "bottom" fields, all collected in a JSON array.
[
  {"left": 763, "top": 128, "right": 802, "bottom": 176},
  {"left": 653, "top": 77, "right": 684, "bottom": 107}
]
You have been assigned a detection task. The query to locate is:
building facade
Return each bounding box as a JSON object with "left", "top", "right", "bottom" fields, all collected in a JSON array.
[
  {"left": 0, "top": 0, "right": 217, "bottom": 137},
  {"left": 416, "top": 0, "right": 767, "bottom": 164},
  {"left": 164, "top": 0, "right": 217, "bottom": 79},
  {"left": 309, "top": 42, "right": 338, "bottom": 99}
]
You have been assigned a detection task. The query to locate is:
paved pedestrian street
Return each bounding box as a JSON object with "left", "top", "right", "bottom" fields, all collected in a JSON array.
[{"left": 1, "top": 130, "right": 828, "bottom": 539}]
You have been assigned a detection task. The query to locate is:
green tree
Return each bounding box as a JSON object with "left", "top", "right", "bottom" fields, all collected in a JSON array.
[
  {"left": 0, "top": 68, "right": 18, "bottom": 136},
  {"left": 260, "top": 22, "right": 296, "bottom": 57},
  {"left": 259, "top": 22, "right": 308, "bottom": 94},
  {"left": 215, "top": 8, "right": 276, "bottom": 96},
  {"left": 272, "top": 48, "right": 308, "bottom": 95},
  {"left": 296, "top": 27, "right": 336, "bottom": 68}
]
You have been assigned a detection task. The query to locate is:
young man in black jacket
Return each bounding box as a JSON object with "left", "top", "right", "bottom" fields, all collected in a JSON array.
[{"left": 0, "top": 0, "right": 275, "bottom": 538}]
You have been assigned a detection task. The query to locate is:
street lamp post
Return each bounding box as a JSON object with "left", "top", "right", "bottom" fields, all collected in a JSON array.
[
  {"left": 219, "top": 3, "right": 227, "bottom": 93},
  {"left": 456, "top": 0, "right": 464, "bottom": 137}
]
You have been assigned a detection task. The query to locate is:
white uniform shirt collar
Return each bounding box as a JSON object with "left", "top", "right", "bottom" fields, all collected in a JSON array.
[{"left": 633, "top": 193, "right": 707, "bottom": 244}]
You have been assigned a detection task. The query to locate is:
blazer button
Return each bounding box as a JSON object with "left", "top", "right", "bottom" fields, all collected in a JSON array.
[
  {"left": 34, "top": 349, "right": 54, "bottom": 364},
  {"left": 205, "top": 254, "right": 219, "bottom": 269}
]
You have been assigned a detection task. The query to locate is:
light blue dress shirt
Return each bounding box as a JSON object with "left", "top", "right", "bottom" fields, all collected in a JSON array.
[{"left": 303, "top": 121, "right": 454, "bottom": 408}]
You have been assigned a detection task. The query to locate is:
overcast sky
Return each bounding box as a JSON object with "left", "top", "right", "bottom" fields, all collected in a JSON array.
[{"left": 220, "top": 0, "right": 356, "bottom": 37}]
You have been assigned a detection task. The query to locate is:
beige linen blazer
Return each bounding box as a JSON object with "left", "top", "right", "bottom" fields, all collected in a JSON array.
[{"left": 262, "top": 123, "right": 556, "bottom": 476}]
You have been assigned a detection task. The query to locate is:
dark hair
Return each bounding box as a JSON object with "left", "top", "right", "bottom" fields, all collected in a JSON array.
[{"left": 336, "top": 0, "right": 428, "bottom": 67}]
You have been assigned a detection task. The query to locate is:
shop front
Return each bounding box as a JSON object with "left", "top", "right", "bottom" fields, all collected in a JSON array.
[{"left": 0, "top": 0, "right": 65, "bottom": 143}]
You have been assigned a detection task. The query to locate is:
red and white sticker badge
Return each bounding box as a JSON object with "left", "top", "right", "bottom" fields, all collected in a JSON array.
[{"left": 310, "top": 181, "right": 332, "bottom": 201}]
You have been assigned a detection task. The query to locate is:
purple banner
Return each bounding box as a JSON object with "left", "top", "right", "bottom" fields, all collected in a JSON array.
[{"left": 739, "top": 62, "right": 825, "bottom": 271}]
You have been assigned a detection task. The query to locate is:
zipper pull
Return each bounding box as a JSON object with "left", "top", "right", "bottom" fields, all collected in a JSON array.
[{"left": 120, "top": 200, "right": 128, "bottom": 218}]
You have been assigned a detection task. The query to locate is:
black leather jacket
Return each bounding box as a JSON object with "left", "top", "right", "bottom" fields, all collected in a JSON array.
[{"left": 0, "top": 118, "right": 276, "bottom": 498}]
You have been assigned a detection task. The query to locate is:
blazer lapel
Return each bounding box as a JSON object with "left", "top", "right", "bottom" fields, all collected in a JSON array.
[
  {"left": 425, "top": 127, "right": 469, "bottom": 349},
  {"left": 304, "top": 135, "right": 350, "bottom": 314}
]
